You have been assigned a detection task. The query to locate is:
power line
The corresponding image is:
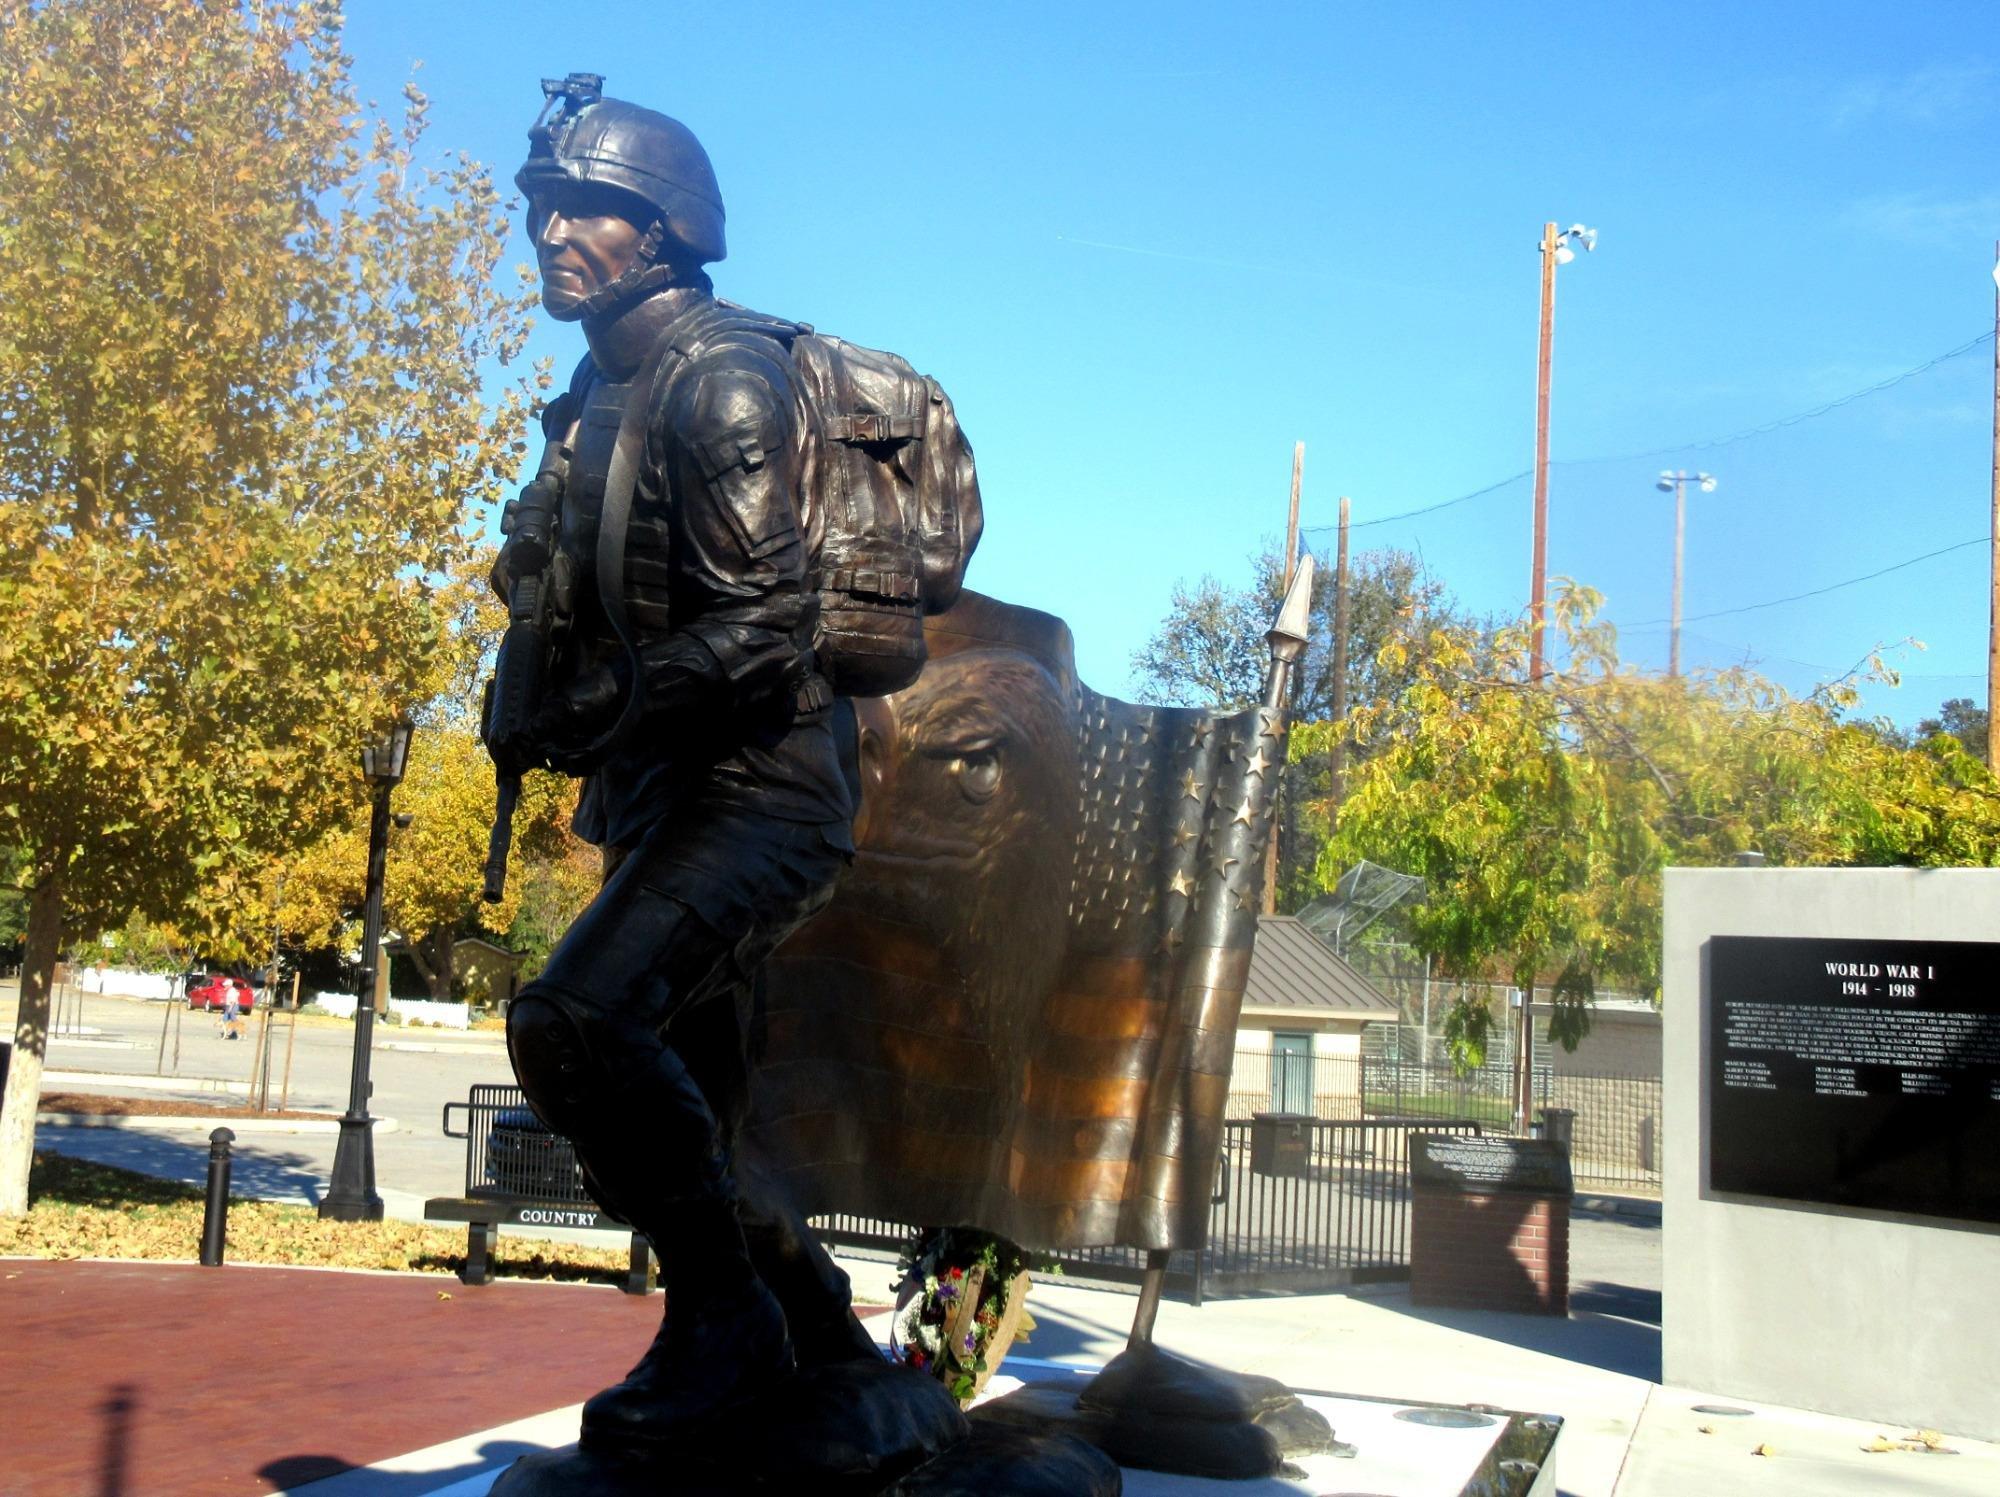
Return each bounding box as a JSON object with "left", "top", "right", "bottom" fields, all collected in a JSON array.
[
  {"left": 1306, "top": 470, "right": 1531, "bottom": 533},
  {"left": 1622, "top": 535, "right": 1990, "bottom": 628},
  {"left": 1300, "top": 328, "right": 1991, "bottom": 538},
  {"left": 1561, "top": 331, "right": 1995, "bottom": 465},
  {"left": 1619, "top": 626, "right": 1980, "bottom": 681}
]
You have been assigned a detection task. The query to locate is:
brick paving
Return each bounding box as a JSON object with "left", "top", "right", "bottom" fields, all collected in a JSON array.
[{"left": 0, "top": 1258, "right": 676, "bottom": 1496}]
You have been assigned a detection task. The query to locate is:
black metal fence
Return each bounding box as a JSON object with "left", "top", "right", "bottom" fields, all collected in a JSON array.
[
  {"left": 1202, "top": 1115, "right": 1482, "bottom": 1294},
  {"left": 814, "top": 1114, "right": 1483, "bottom": 1302},
  {"left": 1224, "top": 1049, "right": 1661, "bottom": 1195},
  {"left": 1543, "top": 1070, "right": 1662, "bottom": 1194}
]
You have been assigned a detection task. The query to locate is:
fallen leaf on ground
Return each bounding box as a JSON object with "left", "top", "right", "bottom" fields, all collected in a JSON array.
[
  {"left": 1863, "top": 1437, "right": 1896, "bottom": 1453},
  {"left": 1750, "top": 1444, "right": 1775, "bottom": 1457},
  {"left": 1, "top": 1152, "right": 641, "bottom": 1287},
  {"left": 1696, "top": 1426, "right": 1714, "bottom": 1435},
  {"left": 436, "top": 1290, "right": 452, "bottom": 1300}
]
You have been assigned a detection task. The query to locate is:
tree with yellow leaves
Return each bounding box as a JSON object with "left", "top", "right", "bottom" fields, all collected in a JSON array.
[
  {"left": 278, "top": 727, "right": 583, "bottom": 1000},
  {"left": 1316, "top": 583, "right": 2000, "bottom": 1070},
  {"left": 0, "top": 0, "right": 536, "bottom": 1214}
]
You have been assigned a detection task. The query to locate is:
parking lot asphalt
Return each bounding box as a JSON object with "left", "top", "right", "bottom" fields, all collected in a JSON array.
[{"left": 7, "top": 983, "right": 517, "bottom": 1223}]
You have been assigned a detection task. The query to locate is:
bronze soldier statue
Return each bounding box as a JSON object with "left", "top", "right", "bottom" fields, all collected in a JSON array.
[{"left": 483, "top": 74, "right": 882, "bottom": 1450}]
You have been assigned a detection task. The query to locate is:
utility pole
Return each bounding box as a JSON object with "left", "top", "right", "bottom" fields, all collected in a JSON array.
[
  {"left": 1529, "top": 222, "right": 1596, "bottom": 681},
  {"left": 1265, "top": 443, "right": 1304, "bottom": 915},
  {"left": 1989, "top": 241, "right": 1999, "bottom": 776},
  {"left": 1656, "top": 471, "right": 1716, "bottom": 677},
  {"left": 1330, "top": 496, "right": 1351, "bottom": 806}
]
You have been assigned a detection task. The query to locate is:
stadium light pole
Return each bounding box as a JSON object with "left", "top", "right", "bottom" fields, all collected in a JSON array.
[
  {"left": 1656, "top": 470, "right": 1717, "bottom": 678},
  {"left": 320, "top": 717, "right": 413, "bottom": 1223},
  {"left": 1529, "top": 222, "right": 1597, "bottom": 681}
]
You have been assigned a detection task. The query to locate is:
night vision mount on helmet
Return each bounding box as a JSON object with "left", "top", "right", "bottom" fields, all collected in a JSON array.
[{"left": 517, "top": 73, "right": 727, "bottom": 317}]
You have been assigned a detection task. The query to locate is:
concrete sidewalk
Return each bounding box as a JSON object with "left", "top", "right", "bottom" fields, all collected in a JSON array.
[{"left": 931, "top": 1250, "right": 1994, "bottom": 1496}]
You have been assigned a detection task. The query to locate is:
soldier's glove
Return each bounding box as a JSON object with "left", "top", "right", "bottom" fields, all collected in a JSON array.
[{"left": 528, "top": 661, "right": 628, "bottom": 777}]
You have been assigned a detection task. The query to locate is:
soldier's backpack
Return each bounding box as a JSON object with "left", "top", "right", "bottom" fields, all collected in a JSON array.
[
  {"left": 593, "top": 303, "right": 984, "bottom": 705},
  {"left": 787, "top": 330, "right": 983, "bottom": 697}
]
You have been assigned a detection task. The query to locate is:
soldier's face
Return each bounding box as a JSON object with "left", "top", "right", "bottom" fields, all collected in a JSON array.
[{"left": 531, "top": 184, "right": 646, "bottom": 320}]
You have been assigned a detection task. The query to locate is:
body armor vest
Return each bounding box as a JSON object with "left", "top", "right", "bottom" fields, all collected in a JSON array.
[
  {"left": 550, "top": 295, "right": 983, "bottom": 700},
  {"left": 554, "top": 364, "right": 679, "bottom": 677}
]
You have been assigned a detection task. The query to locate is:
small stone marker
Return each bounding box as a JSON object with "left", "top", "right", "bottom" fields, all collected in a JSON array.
[{"left": 1407, "top": 1134, "right": 1573, "bottom": 1316}]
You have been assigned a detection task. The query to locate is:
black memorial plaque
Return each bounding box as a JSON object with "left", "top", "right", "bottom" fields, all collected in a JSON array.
[
  {"left": 1410, "top": 1134, "right": 1573, "bottom": 1196},
  {"left": 1708, "top": 935, "right": 2000, "bottom": 1223}
]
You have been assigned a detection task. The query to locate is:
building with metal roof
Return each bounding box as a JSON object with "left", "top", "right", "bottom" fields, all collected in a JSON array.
[{"left": 1230, "top": 916, "right": 1400, "bottom": 1117}]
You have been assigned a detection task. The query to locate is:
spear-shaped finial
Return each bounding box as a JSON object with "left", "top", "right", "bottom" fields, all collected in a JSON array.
[{"left": 1262, "top": 553, "right": 1316, "bottom": 711}]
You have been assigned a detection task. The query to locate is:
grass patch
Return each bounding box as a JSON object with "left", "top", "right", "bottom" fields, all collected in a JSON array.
[
  {"left": 0, "top": 1152, "right": 646, "bottom": 1287},
  {"left": 1365, "top": 1091, "right": 1512, "bottom": 1126}
]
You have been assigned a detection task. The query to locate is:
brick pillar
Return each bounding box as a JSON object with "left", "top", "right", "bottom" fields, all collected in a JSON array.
[{"left": 1408, "top": 1134, "right": 1572, "bottom": 1316}]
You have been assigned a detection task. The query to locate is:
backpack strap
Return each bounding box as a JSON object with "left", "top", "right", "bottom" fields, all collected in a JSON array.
[
  {"left": 579, "top": 337, "right": 678, "bottom": 764},
  {"left": 583, "top": 303, "right": 807, "bottom": 758}
]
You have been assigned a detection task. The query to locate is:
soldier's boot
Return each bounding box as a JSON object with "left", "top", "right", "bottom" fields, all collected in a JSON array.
[
  {"left": 739, "top": 1170, "right": 882, "bottom": 1367},
  {"left": 580, "top": 1198, "right": 795, "bottom": 1448},
  {"left": 507, "top": 993, "right": 795, "bottom": 1445}
]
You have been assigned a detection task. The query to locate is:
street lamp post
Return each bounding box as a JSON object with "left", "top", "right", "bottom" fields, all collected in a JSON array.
[
  {"left": 1655, "top": 470, "right": 1718, "bottom": 677},
  {"left": 1529, "top": 221, "right": 1597, "bottom": 681},
  {"left": 320, "top": 718, "right": 413, "bottom": 1223}
]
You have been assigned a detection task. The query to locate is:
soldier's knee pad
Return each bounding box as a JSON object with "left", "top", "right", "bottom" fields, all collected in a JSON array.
[{"left": 506, "top": 991, "right": 602, "bottom": 1138}]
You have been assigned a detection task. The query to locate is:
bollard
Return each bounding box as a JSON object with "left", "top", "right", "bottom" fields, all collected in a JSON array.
[{"left": 200, "top": 1127, "right": 235, "bottom": 1266}]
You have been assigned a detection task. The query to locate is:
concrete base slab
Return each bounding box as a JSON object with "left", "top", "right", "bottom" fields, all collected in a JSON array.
[{"left": 292, "top": 1377, "right": 1559, "bottom": 1497}]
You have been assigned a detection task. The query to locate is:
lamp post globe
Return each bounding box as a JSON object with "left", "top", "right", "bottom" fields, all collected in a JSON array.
[{"left": 319, "top": 718, "right": 413, "bottom": 1223}]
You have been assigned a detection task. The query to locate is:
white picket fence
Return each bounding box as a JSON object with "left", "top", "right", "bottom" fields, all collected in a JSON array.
[
  {"left": 76, "top": 967, "right": 178, "bottom": 1001},
  {"left": 310, "top": 992, "right": 472, "bottom": 1030}
]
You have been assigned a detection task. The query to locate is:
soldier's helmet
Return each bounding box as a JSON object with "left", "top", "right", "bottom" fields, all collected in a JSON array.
[{"left": 516, "top": 73, "right": 726, "bottom": 266}]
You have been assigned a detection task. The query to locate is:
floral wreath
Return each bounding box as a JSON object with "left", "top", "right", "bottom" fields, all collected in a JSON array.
[{"left": 891, "top": 1225, "right": 1044, "bottom": 1404}]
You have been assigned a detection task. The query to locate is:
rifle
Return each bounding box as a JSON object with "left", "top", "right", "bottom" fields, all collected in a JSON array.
[{"left": 481, "top": 415, "right": 576, "bottom": 902}]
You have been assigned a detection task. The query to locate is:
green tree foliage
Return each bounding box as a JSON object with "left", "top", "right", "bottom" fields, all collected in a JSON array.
[
  {"left": 0, "top": 0, "right": 536, "bottom": 1213},
  {"left": 1133, "top": 545, "right": 1474, "bottom": 905},
  {"left": 1317, "top": 584, "right": 2000, "bottom": 1065},
  {"left": 1912, "top": 697, "right": 1989, "bottom": 765},
  {"left": 1133, "top": 545, "right": 1463, "bottom": 719}
]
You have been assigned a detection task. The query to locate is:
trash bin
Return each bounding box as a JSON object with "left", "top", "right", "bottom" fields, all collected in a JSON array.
[
  {"left": 1250, "top": 1112, "right": 1312, "bottom": 1178},
  {"left": 1538, "top": 1107, "right": 1576, "bottom": 1154}
]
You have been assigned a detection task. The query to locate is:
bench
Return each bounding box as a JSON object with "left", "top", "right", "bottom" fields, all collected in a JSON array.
[{"left": 426, "top": 1082, "right": 654, "bottom": 1295}]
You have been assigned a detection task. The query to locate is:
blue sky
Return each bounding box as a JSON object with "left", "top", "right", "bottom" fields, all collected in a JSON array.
[{"left": 344, "top": 0, "right": 1997, "bottom": 722}]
